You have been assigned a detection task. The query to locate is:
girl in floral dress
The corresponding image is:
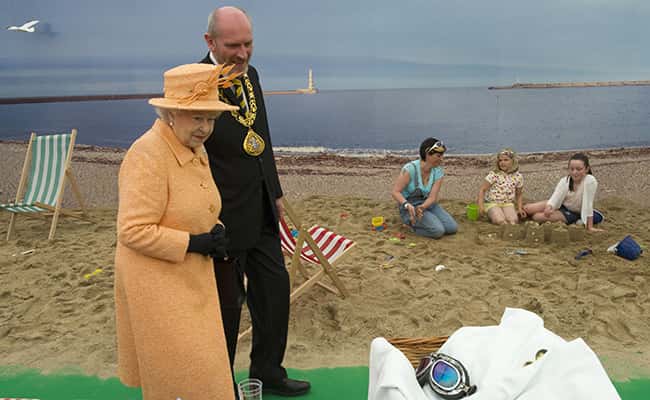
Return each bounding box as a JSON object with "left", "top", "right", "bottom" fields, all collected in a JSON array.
[{"left": 477, "top": 148, "right": 526, "bottom": 225}]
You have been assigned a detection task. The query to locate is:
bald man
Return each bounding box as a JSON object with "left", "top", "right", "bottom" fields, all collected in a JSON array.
[{"left": 200, "top": 6, "right": 310, "bottom": 397}]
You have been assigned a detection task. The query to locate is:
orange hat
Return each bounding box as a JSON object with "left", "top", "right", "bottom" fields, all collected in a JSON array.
[{"left": 149, "top": 63, "right": 239, "bottom": 112}]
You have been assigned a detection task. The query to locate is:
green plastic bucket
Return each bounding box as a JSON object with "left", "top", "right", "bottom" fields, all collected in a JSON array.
[{"left": 466, "top": 203, "right": 479, "bottom": 221}]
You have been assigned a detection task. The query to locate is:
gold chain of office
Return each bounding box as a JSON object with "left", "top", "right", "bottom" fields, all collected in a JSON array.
[
  {"left": 228, "top": 75, "right": 257, "bottom": 125},
  {"left": 220, "top": 74, "right": 265, "bottom": 156}
]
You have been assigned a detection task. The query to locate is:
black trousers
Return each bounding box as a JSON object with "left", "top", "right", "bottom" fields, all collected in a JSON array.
[{"left": 214, "top": 210, "right": 290, "bottom": 384}]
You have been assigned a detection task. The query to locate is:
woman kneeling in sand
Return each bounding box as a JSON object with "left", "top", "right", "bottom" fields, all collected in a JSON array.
[
  {"left": 114, "top": 64, "right": 239, "bottom": 400},
  {"left": 391, "top": 137, "right": 457, "bottom": 238},
  {"left": 523, "top": 152, "right": 604, "bottom": 232}
]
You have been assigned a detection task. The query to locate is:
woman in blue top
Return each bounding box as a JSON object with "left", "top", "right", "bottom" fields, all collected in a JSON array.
[{"left": 391, "top": 137, "right": 458, "bottom": 238}]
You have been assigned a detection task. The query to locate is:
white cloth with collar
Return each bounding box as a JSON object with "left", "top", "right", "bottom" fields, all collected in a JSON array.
[
  {"left": 547, "top": 174, "right": 598, "bottom": 224},
  {"left": 368, "top": 308, "right": 620, "bottom": 400}
]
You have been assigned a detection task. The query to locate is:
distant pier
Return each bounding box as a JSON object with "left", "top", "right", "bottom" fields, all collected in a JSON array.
[
  {"left": 0, "top": 69, "right": 319, "bottom": 105},
  {"left": 264, "top": 90, "right": 305, "bottom": 95},
  {"left": 0, "top": 93, "right": 162, "bottom": 105},
  {"left": 0, "top": 89, "right": 315, "bottom": 104},
  {"left": 489, "top": 80, "right": 650, "bottom": 90}
]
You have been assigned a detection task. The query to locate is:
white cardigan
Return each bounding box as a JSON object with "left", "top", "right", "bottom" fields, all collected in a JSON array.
[{"left": 547, "top": 174, "right": 598, "bottom": 224}]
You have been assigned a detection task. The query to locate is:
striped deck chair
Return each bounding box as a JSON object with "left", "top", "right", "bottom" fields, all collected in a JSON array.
[
  {"left": 1, "top": 129, "right": 89, "bottom": 240},
  {"left": 279, "top": 198, "right": 354, "bottom": 302},
  {"left": 238, "top": 198, "right": 355, "bottom": 340}
]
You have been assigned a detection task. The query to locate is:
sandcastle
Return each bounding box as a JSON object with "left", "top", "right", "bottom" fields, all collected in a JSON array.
[
  {"left": 479, "top": 221, "right": 583, "bottom": 245},
  {"left": 568, "top": 224, "right": 586, "bottom": 241},
  {"left": 533, "top": 221, "right": 581, "bottom": 244},
  {"left": 525, "top": 221, "right": 544, "bottom": 245},
  {"left": 550, "top": 224, "right": 570, "bottom": 244},
  {"left": 502, "top": 223, "right": 525, "bottom": 241}
]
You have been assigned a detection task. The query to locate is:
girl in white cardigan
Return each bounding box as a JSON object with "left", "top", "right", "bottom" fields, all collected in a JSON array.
[{"left": 523, "top": 153, "right": 604, "bottom": 232}]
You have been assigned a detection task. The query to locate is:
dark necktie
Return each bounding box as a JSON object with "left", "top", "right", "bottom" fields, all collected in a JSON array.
[{"left": 232, "top": 78, "right": 248, "bottom": 114}]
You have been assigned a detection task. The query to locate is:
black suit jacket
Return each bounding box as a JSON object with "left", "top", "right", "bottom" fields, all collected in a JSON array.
[{"left": 200, "top": 54, "right": 283, "bottom": 251}]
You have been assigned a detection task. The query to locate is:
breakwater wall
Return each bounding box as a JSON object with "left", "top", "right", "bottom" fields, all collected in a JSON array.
[{"left": 489, "top": 80, "right": 650, "bottom": 90}]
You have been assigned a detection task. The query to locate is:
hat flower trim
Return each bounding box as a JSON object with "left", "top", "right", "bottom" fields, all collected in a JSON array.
[{"left": 179, "top": 63, "right": 240, "bottom": 106}]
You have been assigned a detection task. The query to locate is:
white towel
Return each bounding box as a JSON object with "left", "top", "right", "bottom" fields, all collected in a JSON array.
[
  {"left": 368, "top": 308, "right": 620, "bottom": 400},
  {"left": 368, "top": 337, "right": 429, "bottom": 400}
]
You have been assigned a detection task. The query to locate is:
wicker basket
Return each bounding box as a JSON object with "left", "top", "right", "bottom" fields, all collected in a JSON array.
[{"left": 387, "top": 336, "right": 449, "bottom": 368}]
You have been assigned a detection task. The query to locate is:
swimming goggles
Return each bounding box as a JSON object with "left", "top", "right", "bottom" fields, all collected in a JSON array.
[
  {"left": 415, "top": 352, "right": 477, "bottom": 399},
  {"left": 427, "top": 140, "right": 446, "bottom": 154}
]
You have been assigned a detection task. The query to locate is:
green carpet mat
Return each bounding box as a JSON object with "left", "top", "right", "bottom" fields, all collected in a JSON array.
[{"left": 0, "top": 366, "right": 647, "bottom": 399}]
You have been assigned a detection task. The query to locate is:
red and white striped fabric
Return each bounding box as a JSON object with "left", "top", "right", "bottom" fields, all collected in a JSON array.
[{"left": 279, "top": 218, "right": 354, "bottom": 265}]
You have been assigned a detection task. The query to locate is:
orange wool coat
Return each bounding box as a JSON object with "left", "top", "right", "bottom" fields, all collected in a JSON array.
[{"left": 114, "top": 119, "right": 234, "bottom": 400}]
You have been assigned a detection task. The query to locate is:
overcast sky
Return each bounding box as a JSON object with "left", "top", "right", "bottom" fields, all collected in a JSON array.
[{"left": 3, "top": 0, "right": 650, "bottom": 89}]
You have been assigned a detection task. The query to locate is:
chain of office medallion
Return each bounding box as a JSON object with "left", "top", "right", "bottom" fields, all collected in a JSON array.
[{"left": 223, "top": 75, "right": 257, "bottom": 127}]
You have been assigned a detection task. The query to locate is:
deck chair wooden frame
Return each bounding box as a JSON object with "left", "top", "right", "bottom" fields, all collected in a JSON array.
[
  {"left": 1, "top": 129, "right": 89, "bottom": 240},
  {"left": 237, "top": 197, "right": 355, "bottom": 340},
  {"left": 281, "top": 197, "right": 353, "bottom": 302}
]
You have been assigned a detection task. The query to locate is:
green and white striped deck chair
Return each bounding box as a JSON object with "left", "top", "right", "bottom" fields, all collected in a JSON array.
[{"left": 1, "top": 129, "right": 89, "bottom": 240}]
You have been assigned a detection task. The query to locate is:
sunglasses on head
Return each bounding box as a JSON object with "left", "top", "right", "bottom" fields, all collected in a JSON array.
[
  {"left": 427, "top": 141, "right": 446, "bottom": 154},
  {"left": 499, "top": 149, "right": 514, "bottom": 157},
  {"left": 415, "top": 352, "right": 477, "bottom": 399}
]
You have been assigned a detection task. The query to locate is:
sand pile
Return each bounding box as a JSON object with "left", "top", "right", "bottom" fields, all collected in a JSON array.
[{"left": 0, "top": 142, "right": 649, "bottom": 381}]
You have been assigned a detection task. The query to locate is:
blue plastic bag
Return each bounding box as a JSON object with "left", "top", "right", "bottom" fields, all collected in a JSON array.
[{"left": 616, "top": 235, "right": 643, "bottom": 261}]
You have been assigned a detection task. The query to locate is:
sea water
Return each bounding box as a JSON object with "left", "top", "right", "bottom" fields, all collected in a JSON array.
[{"left": 1, "top": 85, "right": 649, "bottom": 154}]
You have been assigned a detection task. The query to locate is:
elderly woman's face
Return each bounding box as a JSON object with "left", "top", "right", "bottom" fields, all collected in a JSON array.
[{"left": 169, "top": 110, "right": 221, "bottom": 148}]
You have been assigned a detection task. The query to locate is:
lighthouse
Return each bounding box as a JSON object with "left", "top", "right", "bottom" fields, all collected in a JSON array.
[{"left": 297, "top": 68, "right": 318, "bottom": 94}]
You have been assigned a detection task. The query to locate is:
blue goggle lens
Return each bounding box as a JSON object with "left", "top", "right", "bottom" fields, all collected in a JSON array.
[{"left": 432, "top": 361, "right": 460, "bottom": 389}]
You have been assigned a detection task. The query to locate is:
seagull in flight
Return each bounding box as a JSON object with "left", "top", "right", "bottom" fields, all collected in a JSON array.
[{"left": 7, "top": 20, "right": 40, "bottom": 33}]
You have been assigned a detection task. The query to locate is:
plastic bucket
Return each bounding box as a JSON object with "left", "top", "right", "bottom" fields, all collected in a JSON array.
[
  {"left": 466, "top": 204, "right": 479, "bottom": 221},
  {"left": 371, "top": 216, "right": 385, "bottom": 231}
]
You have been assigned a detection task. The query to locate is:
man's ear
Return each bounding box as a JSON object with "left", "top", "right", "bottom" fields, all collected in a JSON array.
[{"left": 204, "top": 33, "right": 215, "bottom": 51}]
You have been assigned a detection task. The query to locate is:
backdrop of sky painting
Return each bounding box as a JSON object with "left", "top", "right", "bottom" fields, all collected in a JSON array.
[
  {"left": 3, "top": 0, "right": 650, "bottom": 93},
  {"left": 2, "top": 1, "right": 650, "bottom": 153}
]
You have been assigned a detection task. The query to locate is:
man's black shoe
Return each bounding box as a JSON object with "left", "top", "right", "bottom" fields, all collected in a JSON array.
[{"left": 262, "top": 377, "right": 311, "bottom": 397}]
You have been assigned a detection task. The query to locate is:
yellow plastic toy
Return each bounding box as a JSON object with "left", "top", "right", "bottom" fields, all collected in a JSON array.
[
  {"left": 371, "top": 216, "right": 386, "bottom": 231},
  {"left": 84, "top": 268, "right": 103, "bottom": 280}
]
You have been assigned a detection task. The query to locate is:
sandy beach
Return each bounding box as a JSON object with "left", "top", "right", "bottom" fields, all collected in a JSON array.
[{"left": 0, "top": 141, "right": 649, "bottom": 382}]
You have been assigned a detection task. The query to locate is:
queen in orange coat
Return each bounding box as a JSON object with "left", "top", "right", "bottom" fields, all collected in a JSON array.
[{"left": 114, "top": 63, "right": 239, "bottom": 400}]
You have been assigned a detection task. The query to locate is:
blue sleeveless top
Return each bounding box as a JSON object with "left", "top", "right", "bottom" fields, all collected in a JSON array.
[{"left": 400, "top": 160, "right": 444, "bottom": 199}]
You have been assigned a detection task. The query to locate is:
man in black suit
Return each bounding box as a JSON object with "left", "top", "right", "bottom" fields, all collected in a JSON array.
[{"left": 201, "top": 5, "right": 310, "bottom": 397}]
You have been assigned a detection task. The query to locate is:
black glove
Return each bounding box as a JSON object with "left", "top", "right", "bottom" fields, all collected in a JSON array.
[
  {"left": 187, "top": 232, "right": 218, "bottom": 256},
  {"left": 187, "top": 223, "right": 228, "bottom": 257},
  {"left": 209, "top": 223, "right": 228, "bottom": 260}
]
